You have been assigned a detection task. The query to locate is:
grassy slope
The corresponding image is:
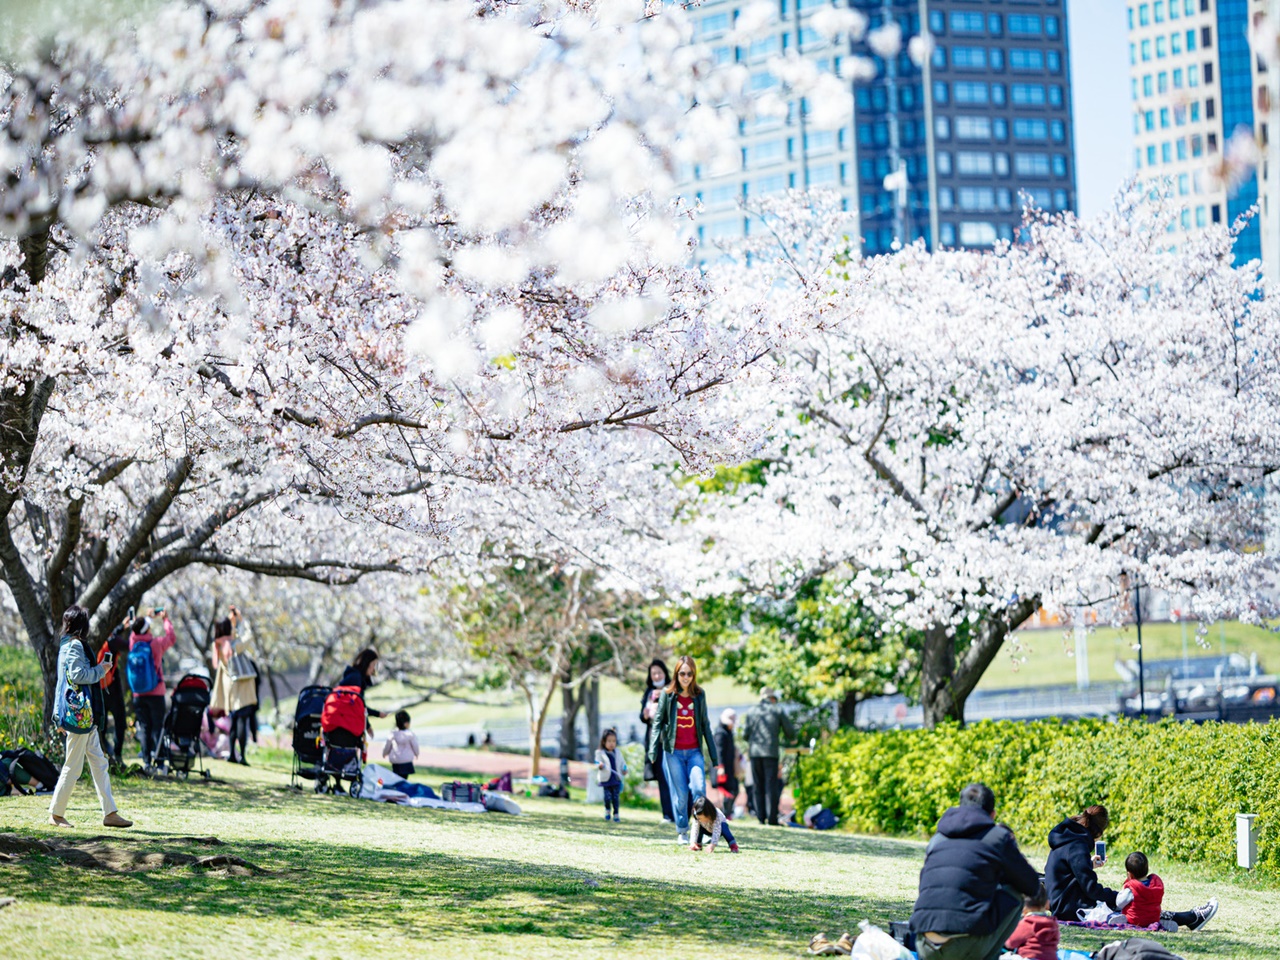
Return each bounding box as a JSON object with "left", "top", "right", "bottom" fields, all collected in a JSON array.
[
  {"left": 977, "top": 621, "right": 1280, "bottom": 691},
  {"left": 1, "top": 749, "right": 1276, "bottom": 959}
]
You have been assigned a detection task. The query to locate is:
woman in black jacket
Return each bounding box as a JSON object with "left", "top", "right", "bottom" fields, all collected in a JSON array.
[
  {"left": 340, "top": 648, "right": 389, "bottom": 735},
  {"left": 1044, "top": 804, "right": 1118, "bottom": 921},
  {"left": 639, "top": 658, "right": 675, "bottom": 823}
]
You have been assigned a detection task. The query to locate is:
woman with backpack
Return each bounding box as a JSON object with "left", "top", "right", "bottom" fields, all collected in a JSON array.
[
  {"left": 339, "top": 648, "right": 388, "bottom": 735},
  {"left": 49, "top": 605, "right": 133, "bottom": 828},
  {"left": 127, "top": 608, "right": 176, "bottom": 773},
  {"left": 646, "top": 655, "right": 718, "bottom": 845}
]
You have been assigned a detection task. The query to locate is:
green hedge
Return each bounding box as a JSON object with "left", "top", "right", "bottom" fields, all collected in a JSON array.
[{"left": 794, "top": 718, "right": 1280, "bottom": 875}]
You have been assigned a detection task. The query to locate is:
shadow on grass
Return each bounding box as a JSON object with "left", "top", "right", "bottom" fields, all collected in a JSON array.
[{"left": 4, "top": 829, "right": 915, "bottom": 951}]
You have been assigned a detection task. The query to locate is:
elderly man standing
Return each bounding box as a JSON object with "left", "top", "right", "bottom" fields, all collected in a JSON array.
[
  {"left": 909, "top": 783, "right": 1042, "bottom": 960},
  {"left": 741, "top": 687, "right": 795, "bottom": 826}
]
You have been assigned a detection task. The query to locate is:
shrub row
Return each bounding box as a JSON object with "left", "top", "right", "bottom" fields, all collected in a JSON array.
[
  {"left": 793, "top": 718, "right": 1280, "bottom": 876},
  {"left": 0, "top": 644, "right": 62, "bottom": 761}
]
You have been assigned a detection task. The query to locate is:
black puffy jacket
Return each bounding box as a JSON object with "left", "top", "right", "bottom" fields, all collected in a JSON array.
[
  {"left": 909, "top": 805, "right": 1041, "bottom": 936},
  {"left": 1044, "top": 817, "right": 1118, "bottom": 920}
]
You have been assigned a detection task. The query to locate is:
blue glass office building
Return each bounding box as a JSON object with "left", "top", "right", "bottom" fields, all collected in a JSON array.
[{"left": 685, "top": 0, "right": 1078, "bottom": 255}]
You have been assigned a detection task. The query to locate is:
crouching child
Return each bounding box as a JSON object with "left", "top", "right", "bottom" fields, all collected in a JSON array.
[{"left": 690, "top": 795, "right": 739, "bottom": 853}]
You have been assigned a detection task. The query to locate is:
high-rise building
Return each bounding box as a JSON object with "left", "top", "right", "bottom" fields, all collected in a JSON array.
[
  {"left": 1127, "top": 0, "right": 1263, "bottom": 265},
  {"left": 685, "top": 0, "right": 1078, "bottom": 255}
]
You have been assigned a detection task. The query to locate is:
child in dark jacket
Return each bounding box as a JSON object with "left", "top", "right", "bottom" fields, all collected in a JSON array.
[
  {"left": 1005, "top": 884, "right": 1058, "bottom": 960},
  {"left": 1114, "top": 852, "right": 1218, "bottom": 931}
]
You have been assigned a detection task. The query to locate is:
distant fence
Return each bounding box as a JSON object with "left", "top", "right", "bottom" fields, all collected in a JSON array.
[{"left": 854, "top": 684, "right": 1122, "bottom": 729}]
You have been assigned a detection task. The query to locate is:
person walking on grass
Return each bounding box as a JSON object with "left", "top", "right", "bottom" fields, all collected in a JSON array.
[
  {"left": 595, "top": 728, "right": 626, "bottom": 822},
  {"left": 639, "top": 657, "right": 676, "bottom": 824},
  {"left": 646, "top": 655, "right": 718, "bottom": 845},
  {"left": 49, "top": 605, "right": 133, "bottom": 829},
  {"left": 96, "top": 615, "right": 131, "bottom": 763},
  {"left": 741, "top": 687, "right": 795, "bottom": 826},
  {"left": 909, "top": 782, "right": 1040, "bottom": 960}
]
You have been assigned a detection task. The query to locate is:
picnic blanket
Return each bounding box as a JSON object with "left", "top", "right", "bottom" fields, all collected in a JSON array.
[
  {"left": 356, "top": 764, "right": 519, "bottom": 815},
  {"left": 1062, "top": 919, "right": 1168, "bottom": 933}
]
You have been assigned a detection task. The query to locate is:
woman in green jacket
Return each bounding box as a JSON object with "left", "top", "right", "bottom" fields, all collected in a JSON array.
[{"left": 646, "top": 655, "right": 718, "bottom": 844}]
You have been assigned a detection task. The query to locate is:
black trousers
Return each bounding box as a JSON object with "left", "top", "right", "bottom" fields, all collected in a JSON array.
[
  {"left": 98, "top": 680, "right": 127, "bottom": 761},
  {"left": 721, "top": 776, "right": 739, "bottom": 819},
  {"left": 133, "top": 694, "right": 166, "bottom": 766},
  {"left": 751, "top": 756, "right": 781, "bottom": 825},
  {"left": 229, "top": 707, "right": 254, "bottom": 762}
]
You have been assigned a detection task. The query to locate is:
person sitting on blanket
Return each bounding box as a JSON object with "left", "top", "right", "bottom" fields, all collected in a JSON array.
[
  {"left": 1045, "top": 805, "right": 1119, "bottom": 921},
  {"left": 908, "top": 782, "right": 1041, "bottom": 960},
  {"left": 1005, "top": 883, "right": 1058, "bottom": 960},
  {"left": 1109, "top": 852, "right": 1218, "bottom": 932}
]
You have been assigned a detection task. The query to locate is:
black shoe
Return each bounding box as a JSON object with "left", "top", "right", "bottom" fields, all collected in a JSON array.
[{"left": 1187, "top": 898, "right": 1219, "bottom": 930}]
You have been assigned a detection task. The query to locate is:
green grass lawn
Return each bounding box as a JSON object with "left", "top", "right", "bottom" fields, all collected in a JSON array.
[
  {"left": 2, "top": 746, "right": 1277, "bottom": 958},
  {"left": 977, "top": 621, "right": 1280, "bottom": 691}
]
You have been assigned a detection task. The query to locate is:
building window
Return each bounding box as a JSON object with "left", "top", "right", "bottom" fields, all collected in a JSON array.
[
  {"left": 1053, "top": 189, "right": 1069, "bottom": 210},
  {"left": 992, "top": 84, "right": 1006, "bottom": 105},
  {"left": 1161, "top": 141, "right": 1172, "bottom": 162},
  {"left": 959, "top": 221, "right": 998, "bottom": 246},
  {"left": 956, "top": 116, "right": 993, "bottom": 139},
  {"left": 1186, "top": 29, "right": 1196, "bottom": 52},
  {"left": 1047, "top": 51, "right": 1061, "bottom": 73},
  {"left": 929, "top": 10, "right": 945, "bottom": 34},
  {"left": 1177, "top": 173, "right": 1190, "bottom": 195},
  {"left": 937, "top": 152, "right": 952, "bottom": 175},
  {"left": 1013, "top": 118, "right": 1049, "bottom": 141},
  {"left": 990, "top": 48, "right": 1004, "bottom": 72},
  {"left": 1206, "top": 97, "right": 1215, "bottom": 120},
  {"left": 954, "top": 81, "right": 989, "bottom": 104},
  {"left": 1189, "top": 64, "right": 1200, "bottom": 87},
  {"left": 1143, "top": 75, "right": 1154, "bottom": 96},
  {"left": 1156, "top": 37, "right": 1167, "bottom": 59},
  {"left": 1173, "top": 68, "right": 1183, "bottom": 88},
  {"left": 1172, "top": 32, "right": 1182, "bottom": 55},
  {"left": 1196, "top": 206, "right": 1207, "bottom": 227},
  {"left": 958, "top": 187, "right": 997, "bottom": 211},
  {"left": 1050, "top": 120, "right": 1065, "bottom": 142},
  {"left": 1204, "top": 62, "right": 1214, "bottom": 84},
  {"left": 995, "top": 153, "right": 1010, "bottom": 176},
  {"left": 1147, "top": 144, "right": 1157, "bottom": 165},
  {"left": 1012, "top": 83, "right": 1047, "bottom": 106},
  {"left": 957, "top": 151, "right": 994, "bottom": 175},
  {"left": 1052, "top": 154, "right": 1068, "bottom": 177},
  {"left": 1177, "top": 139, "right": 1188, "bottom": 160},
  {"left": 993, "top": 118, "right": 1008, "bottom": 140},
  {"left": 1049, "top": 85, "right": 1063, "bottom": 107},
  {"left": 950, "top": 11, "right": 985, "bottom": 34},
  {"left": 1010, "top": 48, "right": 1045, "bottom": 72},
  {"left": 988, "top": 14, "right": 1003, "bottom": 37},
  {"left": 1160, "top": 107, "right": 1170, "bottom": 128},
  {"left": 952, "top": 46, "right": 988, "bottom": 70},
  {"left": 1140, "top": 4, "right": 1151, "bottom": 27},
  {"left": 1015, "top": 153, "right": 1051, "bottom": 176},
  {"left": 1141, "top": 39, "right": 1152, "bottom": 61},
  {"left": 940, "top": 222, "right": 956, "bottom": 246},
  {"left": 1046, "top": 16, "right": 1060, "bottom": 38},
  {"left": 1144, "top": 110, "right": 1155, "bottom": 131},
  {"left": 935, "top": 116, "right": 951, "bottom": 140},
  {"left": 1158, "top": 72, "right": 1168, "bottom": 94},
  {"left": 1201, "top": 26, "right": 1212, "bottom": 49},
  {"left": 939, "top": 187, "right": 954, "bottom": 211},
  {"left": 934, "top": 81, "right": 949, "bottom": 104},
  {"left": 997, "top": 188, "right": 1013, "bottom": 211},
  {"left": 1008, "top": 14, "right": 1042, "bottom": 36},
  {"left": 1190, "top": 101, "right": 1200, "bottom": 121}
]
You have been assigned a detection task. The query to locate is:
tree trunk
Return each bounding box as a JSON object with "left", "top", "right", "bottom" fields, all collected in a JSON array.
[
  {"left": 837, "top": 689, "right": 860, "bottom": 728},
  {"left": 919, "top": 597, "right": 1042, "bottom": 728},
  {"left": 559, "top": 681, "right": 581, "bottom": 762},
  {"left": 585, "top": 676, "right": 600, "bottom": 752}
]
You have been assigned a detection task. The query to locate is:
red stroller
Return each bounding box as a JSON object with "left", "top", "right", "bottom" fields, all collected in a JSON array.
[{"left": 317, "top": 685, "right": 367, "bottom": 797}]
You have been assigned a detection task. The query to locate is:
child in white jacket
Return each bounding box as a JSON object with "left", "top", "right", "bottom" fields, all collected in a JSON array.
[
  {"left": 594, "top": 729, "right": 626, "bottom": 821},
  {"left": 382, "top": 710, "right": 420, "bottom": 780}
]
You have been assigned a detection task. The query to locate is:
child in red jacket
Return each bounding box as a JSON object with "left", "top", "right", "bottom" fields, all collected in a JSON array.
[
  {"left": 1115, "top": 852, "right": 1219, "bottom": 931},
  {"left": 1006, "top": 884, "right": 1059, "bottom": 960}
]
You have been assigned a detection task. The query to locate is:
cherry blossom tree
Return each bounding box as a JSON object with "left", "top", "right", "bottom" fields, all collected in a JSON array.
[
  {"left": 672, "top": 191, "right": 1280, "bottom": 726},
  {"left": 0, "top": 0, "right": 801, "bottom": 722}
]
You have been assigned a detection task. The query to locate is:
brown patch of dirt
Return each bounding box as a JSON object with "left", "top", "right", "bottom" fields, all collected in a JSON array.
[{"left": 0, "top": 833, "right": 263, "bottom": 876}]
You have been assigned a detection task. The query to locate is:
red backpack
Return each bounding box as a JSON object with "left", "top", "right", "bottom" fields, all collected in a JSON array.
[{"left": 320, "top": 686, "right": 366, "bottom": 738}]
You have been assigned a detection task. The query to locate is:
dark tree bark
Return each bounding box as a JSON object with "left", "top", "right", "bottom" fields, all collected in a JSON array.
[
  {"left": 837, "top": 689, "right": 861, "bottom": 728},
  {"left": 919, "top": 596, "right": 1042, "bottom": 727},
  {"left": 559, "top": 678, "right": 581, "bottom": 761}
]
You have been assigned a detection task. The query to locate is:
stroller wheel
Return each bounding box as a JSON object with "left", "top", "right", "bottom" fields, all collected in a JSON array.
[{"left": 349, "top": 773, "right": 363, "bottom": 799}]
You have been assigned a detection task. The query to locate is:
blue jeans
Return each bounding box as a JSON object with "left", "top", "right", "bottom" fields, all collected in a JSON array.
[
  {"left": 602, "top": 782, "right": 620, "bottom": 816},
  {"left": 662, "top": 748, "right": 705, "bottom": 834}
]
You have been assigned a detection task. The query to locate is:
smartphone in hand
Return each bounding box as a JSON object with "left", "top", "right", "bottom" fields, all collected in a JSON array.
[{"left": 103, "top": 651, "right": 114, "bottom": 665}]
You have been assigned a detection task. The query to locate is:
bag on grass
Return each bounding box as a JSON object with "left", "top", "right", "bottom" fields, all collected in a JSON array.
[
  {"left": 1093, "top": 939, "right": 1187, "bottom": 960},
  {"left": 441, "top": 781, "right": 483, "bottom": 803},
  {"left": 1080, "top": 901, "right": 1116, "bottom": 924},
  {"left": 849, "top": 922, "right": 911, "bottom": 960}
]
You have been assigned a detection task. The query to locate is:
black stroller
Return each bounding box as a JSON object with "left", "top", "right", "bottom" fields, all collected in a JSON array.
[
  {"left": 290, "top": 685, "right": 329, "bottom": 791},
  {"left": 156, "top": 673, "right": 212, "bottom": 780}
]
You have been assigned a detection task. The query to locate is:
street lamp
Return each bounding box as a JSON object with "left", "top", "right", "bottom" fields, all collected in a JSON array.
[{"left": 1122, "top": 571, "right": 1147, "bottom": 718}]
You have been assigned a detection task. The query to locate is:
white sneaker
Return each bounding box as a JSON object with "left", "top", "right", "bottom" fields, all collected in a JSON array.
[
  {"left": 676, "top": 833, "right": 689, "bottom": 845},
  {"left": 1188, "top": 897, "right": 1219, "bottom": 931}
]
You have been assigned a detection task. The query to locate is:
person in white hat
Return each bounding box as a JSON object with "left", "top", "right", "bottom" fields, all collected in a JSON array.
[{"left": 713, "top": 707, "right": 741, "bottom": 819}]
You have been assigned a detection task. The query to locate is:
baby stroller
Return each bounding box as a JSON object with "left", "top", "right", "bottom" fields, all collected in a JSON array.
[
  {"left": 157, "top": 673, "right": 212, "bottom": 780},
  {"left": 290, "top": 685, "right": 330, "bottom": 791},
  {"left": 317, "top": 684, "right": 366, "bottom": 797}
]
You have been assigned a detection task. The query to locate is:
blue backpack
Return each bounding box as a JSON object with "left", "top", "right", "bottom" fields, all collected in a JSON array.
[{"left": 126, "top": 640, "right": 159, "bottom": 694}]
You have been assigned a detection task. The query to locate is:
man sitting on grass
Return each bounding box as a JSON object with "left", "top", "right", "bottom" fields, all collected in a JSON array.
[{"left": 909, "top": 783, "right": 1042, "bottom": 960}]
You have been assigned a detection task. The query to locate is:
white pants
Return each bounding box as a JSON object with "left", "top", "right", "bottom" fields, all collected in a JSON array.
[{"left": 49, "top": 728, "right": 116, "bottom": 818}]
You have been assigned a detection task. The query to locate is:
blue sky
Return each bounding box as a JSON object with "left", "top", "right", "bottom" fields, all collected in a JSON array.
[{"left": 1068, "top": 0, "right": 1134, "bottom": 217}]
